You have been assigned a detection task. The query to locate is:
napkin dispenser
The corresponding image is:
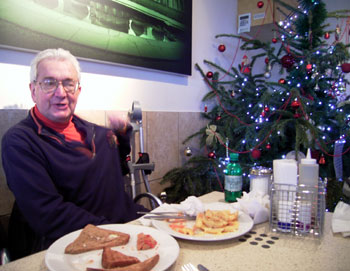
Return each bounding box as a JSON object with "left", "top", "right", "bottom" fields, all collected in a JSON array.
[{"left": 269, "top": 159, "right": 326, "bottom": 238}]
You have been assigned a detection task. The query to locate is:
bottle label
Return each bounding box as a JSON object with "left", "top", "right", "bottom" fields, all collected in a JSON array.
[{"left": 225, "top": 175, "right": 242, "bottom": 192}]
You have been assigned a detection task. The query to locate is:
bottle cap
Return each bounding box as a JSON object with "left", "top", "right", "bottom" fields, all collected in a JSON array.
[
  {"left": 301, "top": 148, "right": 316, "bottom": 165},
  {"left": 229, "top": 152, "right": 239, "bottom": 161},
  {"left": 250, "top": 166, "right": 272, "bottom": 175}
]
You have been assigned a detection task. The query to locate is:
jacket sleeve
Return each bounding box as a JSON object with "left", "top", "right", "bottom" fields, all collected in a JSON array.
[{"left": 1, "top": 131, "right": 110, "bottom": 244}]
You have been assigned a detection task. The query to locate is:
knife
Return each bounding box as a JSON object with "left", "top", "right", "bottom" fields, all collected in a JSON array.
[
  {"left": 137, "top": 211, "right": 185, "bottom": 215},
  {"left": 197, "top": 264, "right": 209, "bottom": 271},
  {"left": 142, "top": 215, "right": 196, "bottom": 220}
]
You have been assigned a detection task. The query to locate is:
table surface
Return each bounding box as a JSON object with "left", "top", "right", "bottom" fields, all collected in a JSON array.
[{"left": 1, "top": 191, "right": 349, "bottom": 271}]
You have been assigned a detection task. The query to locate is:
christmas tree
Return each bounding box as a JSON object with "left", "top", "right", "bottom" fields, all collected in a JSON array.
[{"left": 161, "top": 0, "right": 350, "bottom": 211}]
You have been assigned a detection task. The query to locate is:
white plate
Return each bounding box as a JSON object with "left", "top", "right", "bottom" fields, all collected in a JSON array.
[
  {"left": 152, "top": 202, "right": 254, "bottom": 241},
  {"left": 45, "top": 224, "right": 179, "bottom": 271}
]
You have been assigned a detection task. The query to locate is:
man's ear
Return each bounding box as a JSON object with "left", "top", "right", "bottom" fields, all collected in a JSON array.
[{"left": 29, "top": 82, "right": 37, "bottom": 103}]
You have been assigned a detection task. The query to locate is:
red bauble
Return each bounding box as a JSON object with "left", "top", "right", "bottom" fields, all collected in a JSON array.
[
  {"left": 324, "top": 32, "right": 330, "bottom": 39},
  {"left": 266, "top": 143, "right": 271, "bottom": 150},
  {"left": 251, "top": 149, "right": 261, "bottom": 159},
  {"left": 272, "top": 38, "right": 278, "bottom": 43},
  {"left": 206, "top": 71, "right": 213, "bottom": 78},
  {"left": 208, "top": 151, "right": 216, "bottom": 159},
  {"left": 261, "top": 111, "right": 266, "bottom": 117},
  {"left": 264, "top": 106, "right": 269, "bottom": 112},
  {"left": 278, "top": 78, "right": 286, "bottom": 84},
  {"left": 216, "top": 115, "right": 221, "bottom": 121},
  {"left": 264, "top": 57, "right": 269, "bottom": 64},
  {"left": 291, "top": 100, "right": 300, "bottom": 109},
  {"left": 341, "top": 63, "right": 350, "bottom": 73},
  {"left": 218, "top": 44, "right": 226, "bottom": 52},
  {"left": 319, "top": 154, "right": 326, "bottom": 165},
  {"left": 306, "top": 64, "right": 313, "bottom": 72},
  {"left": 204, "top": 104, "right": 208, "bottom": 112},
  {"left": 281, "top": 54, "right": 295, "bottom": 69},
  {"left": 257, "top": 1, "right": 264, "bottom": 8}
]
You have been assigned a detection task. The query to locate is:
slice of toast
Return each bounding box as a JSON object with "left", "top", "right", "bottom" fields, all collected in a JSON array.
[
  {"left": 102, "top": 247, "right": 140, "bottom": 268},
  {"left": 65, "top": 224, "right": 130, "bottom": 254},
  {"left": 86, "top": 254, "right": 159, "bottom": 271}
]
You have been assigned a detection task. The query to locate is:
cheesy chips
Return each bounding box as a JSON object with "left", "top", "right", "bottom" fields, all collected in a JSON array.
[{"left": 168, "top": 209, "right": 239, "bottom": 236}]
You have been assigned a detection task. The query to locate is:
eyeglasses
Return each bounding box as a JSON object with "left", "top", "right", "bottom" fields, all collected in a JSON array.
[{"left": 34, "top": 78, "right": 79, "bottom": 94}]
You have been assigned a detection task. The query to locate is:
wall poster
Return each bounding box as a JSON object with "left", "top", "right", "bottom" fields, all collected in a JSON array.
[{"left": 0, "top": 0, "right": 192, "bottom": 75}]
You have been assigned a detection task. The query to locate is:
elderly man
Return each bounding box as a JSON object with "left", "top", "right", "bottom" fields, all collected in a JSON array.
[{"left": 1, "top": 48, "right": 148, "bottom": 260}]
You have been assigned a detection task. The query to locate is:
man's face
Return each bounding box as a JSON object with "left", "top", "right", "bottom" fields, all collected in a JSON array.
[{"left": 30, "top": 58, "right": 81, "bottom": 123}]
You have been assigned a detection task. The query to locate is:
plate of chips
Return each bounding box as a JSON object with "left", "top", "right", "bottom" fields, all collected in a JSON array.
[{"left": 151, "top": 202, "right": 254, "bottom": 241}]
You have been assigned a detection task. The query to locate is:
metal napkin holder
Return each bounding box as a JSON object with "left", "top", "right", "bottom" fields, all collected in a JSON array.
[{"left": 269, "top": 178, "right": 326, "bottom": 238}]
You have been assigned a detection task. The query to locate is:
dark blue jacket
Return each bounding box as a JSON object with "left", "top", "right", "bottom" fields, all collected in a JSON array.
[{"left": 1, "top": 108, "right": 147, "bottom": 257}]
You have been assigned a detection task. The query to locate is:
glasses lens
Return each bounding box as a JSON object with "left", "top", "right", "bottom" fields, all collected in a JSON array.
[
  {"left": 62, "top": 79, "right": 77, "bottom": 93},
  {"left": 41, "top": 78, "right": 57, "bottom": 92}
]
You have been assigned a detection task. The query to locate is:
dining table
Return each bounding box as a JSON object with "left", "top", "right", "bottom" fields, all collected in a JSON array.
[{"left": 0, "top": 191, "right": 349, "bottom": 271}]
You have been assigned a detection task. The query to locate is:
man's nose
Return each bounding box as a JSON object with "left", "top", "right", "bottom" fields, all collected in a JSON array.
[{"left": 54, "top": 81, "right": 67, "bottom": 96}]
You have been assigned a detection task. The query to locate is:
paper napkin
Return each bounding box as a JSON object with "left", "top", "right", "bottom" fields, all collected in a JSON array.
[
  {"left": 332, "top": 201, "right": 350, "bottom": 237},
  {"left": 232, "top": 191, "right": 270, "bottom": 224}
]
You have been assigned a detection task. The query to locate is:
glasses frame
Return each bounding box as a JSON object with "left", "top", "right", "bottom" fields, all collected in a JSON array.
[{"left": 34, "top": 78, "right": 80, "bottom": 94}]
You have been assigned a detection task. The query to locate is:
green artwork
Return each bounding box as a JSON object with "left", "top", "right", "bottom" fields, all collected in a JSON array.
[{"left": 0, "top": 0, "right": 192, "bottom": 75}]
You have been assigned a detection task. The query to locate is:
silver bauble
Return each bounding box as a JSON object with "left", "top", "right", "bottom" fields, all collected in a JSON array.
[{"left": 264, "top": 71, "right": 271, "bottom": 79}]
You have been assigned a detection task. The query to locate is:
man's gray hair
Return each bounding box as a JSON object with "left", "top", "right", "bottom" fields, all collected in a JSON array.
[{"left": 30, "top": 48, "right": 81, "bottom": 83}]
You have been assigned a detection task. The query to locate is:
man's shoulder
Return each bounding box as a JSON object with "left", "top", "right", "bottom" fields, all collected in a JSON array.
[{"left": 2, "top": 114, "right": 35, "bottom": 143}]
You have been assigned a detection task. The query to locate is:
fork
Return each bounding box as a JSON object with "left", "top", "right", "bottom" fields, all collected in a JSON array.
[{"left": 182, "top": 263, "right": 199, "bottom": 271}]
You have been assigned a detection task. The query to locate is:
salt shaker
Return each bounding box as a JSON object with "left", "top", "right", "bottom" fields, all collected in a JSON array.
[{"left": 249, "top": 166, "right": 272, "bottom": 196}]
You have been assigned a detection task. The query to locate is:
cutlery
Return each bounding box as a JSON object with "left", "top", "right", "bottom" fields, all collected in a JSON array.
[
  {"left": 137, "top": 211, "right": 185, "bottom": 215},
  {"left": 197, "top": 264, "right": 210, "bottom": 271},
  {"left": 182, "top": 263, "right": 199, "bottom": 271},
  {"left": 138, "top": 211, "right": 196, "bottom": 220},
  {"left": 142, "top": 214, "right": 196, "bottom": 220}
]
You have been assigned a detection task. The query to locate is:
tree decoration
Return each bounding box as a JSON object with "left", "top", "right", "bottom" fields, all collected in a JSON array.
[
  {"left": 314, "top": 83, "right": 320, "bottom": 91},
  {"left": 266, "top": 143, "right": 271, "bottom": 150},
  {"left": 240, "top": 55, "right": 251, "bottom": 74},
  {"left": 264, "top": 106, "right": 270, "bottom": 112},
  {"left": 291, "top": 100, "right": 301, "bottom": 109},
  {"left": 264, "top": 57, "right": 269, "bottom": 64},
  {"left": 264, "top": 71, "right": 271, "bottom": 78},
  {"left": 257, "top": 1, "right": 264, "bottom": 8},
  {"left": 272, "top": 37, "right": 278, "bottom": 43},
  {"left": 306, "top": 63, "right": 313, "bottom": 72},
  {"left": 231, "top": 90, "right": 235, "bottom": 97},
  {"left": 208, "top": 151, "right": 216, "bottom": 159},
  {"left": 319, "top": 154, "right": 326, "bottom": 165},
  {"left": 324, "top": 32, "right": 330, "bottom": 39},
  {"left": 218, "top": 44, "right": 226, "bottom": 52},
  {"left": 278, "top": 78, "right": 286, "bottom": 84},
  {"left": 281, "top": 54, "right": 295, "bottom": 69},
  {"left": 216, "top": 114, "right": 222, "bottom": 121},
  {"left": 341, "top": 63, "right": 350, "bottom": 73},
  {"left": 251, "top": 149, "right": 261, "bottom": 159},
  {"left": 204, "top": 104, "right": 208, "bottom": 112},
  {"left": 184, "top": 147, "right": 192, "bottom": 156},
  {"left": 206, "top": 71, "right": 213, "bottom": 78},
  {"left": 335, "top": 24, "right": 341, "bottom": 41}
]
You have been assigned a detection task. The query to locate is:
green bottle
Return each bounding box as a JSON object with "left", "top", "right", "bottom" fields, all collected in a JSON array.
[{"left": 224, "top": 153, "right": 242, "bottom": 202}]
